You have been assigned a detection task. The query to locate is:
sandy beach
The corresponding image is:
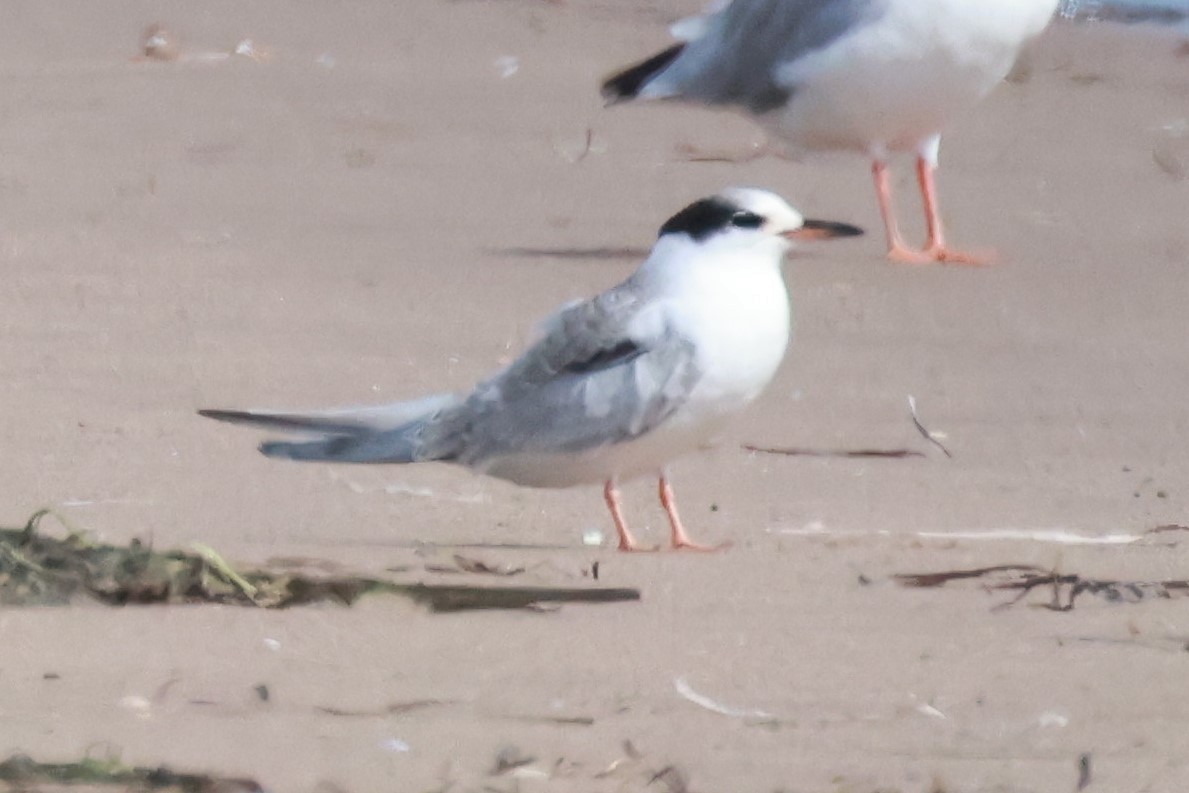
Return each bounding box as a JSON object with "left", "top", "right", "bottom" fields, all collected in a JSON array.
[{"left": 1, "top": 2, "right": 1188, "bottom": 790}]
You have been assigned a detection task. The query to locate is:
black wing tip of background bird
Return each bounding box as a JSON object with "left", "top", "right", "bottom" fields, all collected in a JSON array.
[
  {"left": 198, "top": 408, "right": 250, "bottom": 423},
  {"left": 600, "top": 43, "right": 686, "bottom": 103}
]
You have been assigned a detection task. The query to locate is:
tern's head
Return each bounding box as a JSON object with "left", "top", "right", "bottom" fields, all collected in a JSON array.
[{"left": 656, "top": 187, "right": 862, "bottom": 257}]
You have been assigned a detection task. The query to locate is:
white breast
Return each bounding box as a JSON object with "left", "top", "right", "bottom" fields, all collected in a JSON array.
[
  {"left": 771, "top": 0, "right": 1059, "bottom": 153},
  {"left": 666, "top": 252, "right": 791, "bottom": 419},
  {"left": 482, "top": 239, "right": 792, "bottom": 489}
]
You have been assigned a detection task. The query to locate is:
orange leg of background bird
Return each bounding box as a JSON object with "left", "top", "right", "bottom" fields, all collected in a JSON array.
[
  {"left": 658, "top": 475, "right": 729, "bottom": 551},
  {"left": 604, "top": 480, "right": 656, "bottom": 552},
  {"left": 916, "top": 156, "right": 991, "bottom": 265},
  {"left": 871, "top": 159, "right": 937, "bottom": 265}
]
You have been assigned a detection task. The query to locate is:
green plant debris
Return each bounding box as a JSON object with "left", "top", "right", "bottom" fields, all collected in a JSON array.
[
  {"left": 0, "top": 753, "right": 262, "bottom": 792},
  {"left": 0, "top": 509, "right": 640, "bottom": 611}
]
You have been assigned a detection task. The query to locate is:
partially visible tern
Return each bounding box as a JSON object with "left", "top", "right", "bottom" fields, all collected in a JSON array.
[
  {"left": 602, "top": 0, "right": 1060, "bottom": 264},
  {"left": 200, "top": 188, "right": 860, "bottom": 551}
]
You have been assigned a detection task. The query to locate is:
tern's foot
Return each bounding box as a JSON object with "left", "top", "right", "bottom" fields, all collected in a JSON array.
[
  {"left": 671, "top": 538, "right": 733, "bottom": 552},
  {"left": 886, "top": 243, "right": 994, "bottom": 266},
  {"left": 616, "top": 539, "right": 662, "bottom": 553},
  {"left": 925, "top": 243, "right": 995, "bottom": 266}
]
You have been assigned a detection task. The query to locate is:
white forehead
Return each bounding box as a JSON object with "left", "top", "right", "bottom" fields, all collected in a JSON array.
[{"left": 718, "top": 187, "right": 804, "bottom": 230}]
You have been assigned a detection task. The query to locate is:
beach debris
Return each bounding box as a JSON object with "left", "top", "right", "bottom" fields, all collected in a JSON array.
[
  {"left": 494, "top": 55, "right": 519, "bottom": 78},
  {"left": 422, "top": 554, "right": 526, "bottom": 576},
  {"left": 1146, "top": 523, "right": 1189, "bottom": 541},
  {"left": 1077, "top": 752, "right": 1092, "bottom": 791},
  {"left": 915, "top": 702, "right": 948, "bottom": 720},
  {"left": 134, "top": 25, "right": 272, "bottom": 65},
  {"left": 743, "top": 396, "right": 948, "bottom": 459},
  {"left": 555, "top": 127, "right": 597, "bottom": 163},
  {"left": 768, "top": 525, "right": 1148, "bottom": 545},
  {"left": 118, "top": 695, "right": 153, "bottom": 719},
  {"left": 315, "top": 699, "right": 450, "bottom": 718},
  {"left": 1038, "top": 711, "right": 1070, "bottom": 728},
  {"left": 491, "top": 746, "right": 536, "bottom": 775},
  {"left": 232, "top": 39, "right": 271, "bottom": 61},
  {"left": 496, "top": 712, "right": 595, "bottom": 726},
  {"left": 894, "top": 563, "right": 1189, "bottom": 611},
  {"left": 908, "top": 395, "right": 953, "bottom": 458},
  {"left": 406, "top": 583, "right": 639, "bottom": 611},
  {"left": 140, "top": 24, "right": 180, "bottom": 62},
  {"left": 0, "top": 753, "right": 263, "bottom": 792},
  {"left": 595, "top": 741, "right": 645, "bottom": 779},
  {"left": 0, "top": 509, "right": 640, "bottom": 611},
  {"left": 672, "top": 677, "right": 775, "bottom": 721},
  {"left": 450, "top": 554, "right": 525, "bottom": 576},
  {"left": 380, "top": 738, "right": 411, "bottom": 753},
  {"left": 648, "top": 765, "right": 691, "bottom": 793},
  {"left": 742, "top": 443, "right": 924, "bottom": 459}
]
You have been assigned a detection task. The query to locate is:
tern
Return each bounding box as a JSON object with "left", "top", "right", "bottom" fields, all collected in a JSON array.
[{"left": 200, "top": 188, "right": 860, "bottom": 551}]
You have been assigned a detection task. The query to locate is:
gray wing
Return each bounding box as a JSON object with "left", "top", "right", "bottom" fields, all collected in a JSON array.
[
  {"left": 647, "top": 0, "right": 888, "bottom": 113},
  {"left": 432, "top": 282, "right": 701, "bottom": 467},
  {"left": 199, "top": 283, "right": 700, "bottom": 467}
]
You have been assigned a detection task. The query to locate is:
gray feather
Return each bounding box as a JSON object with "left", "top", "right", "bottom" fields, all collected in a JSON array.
[
  {"left": 641, "top": 0, "right": 887, "bottom": 114},
  {"left": 200, "top": 280, "right": 700, "bottom": 470},
  {"left": 200, "top": 394, "right": 463, "bottom": 464},
  {"left": 443, "top": 280, "right": 701, "bottom": 466}
]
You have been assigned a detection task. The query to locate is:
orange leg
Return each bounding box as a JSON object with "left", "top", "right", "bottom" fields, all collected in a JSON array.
[
  {"left": 916, "top": 156, "right": 992, "bottom": 266},
  {"left": 871, "top": 159, "right": 936, "bottom": 265},
  {"left": 658, "top": 475, "right": 730, "bottom": 552},
  {"left": 604, "top": 480, "right": 657, "bottom": 552}
]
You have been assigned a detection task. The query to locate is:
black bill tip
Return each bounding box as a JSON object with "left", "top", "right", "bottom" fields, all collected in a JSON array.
[{"left": 787, "top": 219, "right": 864, "bottom": 241}]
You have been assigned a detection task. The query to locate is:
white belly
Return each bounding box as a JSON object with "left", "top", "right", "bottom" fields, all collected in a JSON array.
[{"left": 769, "top": 0, "right": 1059, "bottom": 153}]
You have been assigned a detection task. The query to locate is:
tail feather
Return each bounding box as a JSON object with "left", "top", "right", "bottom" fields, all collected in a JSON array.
[
  {"left": 197, "top": 408, "right": 366, "bottom": 436},
  {"left": 198, "top": 394, "right": 458, "bottom": 435},
  {"left": 199, "top": 393, "right": 463, "bottom": 465},
  {"left": 601, "top": 43, "right": 686, "bottom": 103},
  {"left": 259, "top": 431, "right": 419, "bottom": 464}
]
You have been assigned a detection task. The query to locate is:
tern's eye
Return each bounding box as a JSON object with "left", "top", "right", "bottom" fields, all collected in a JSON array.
[{"left": 729, "top": 210, "right": 764, "bottom": 229}]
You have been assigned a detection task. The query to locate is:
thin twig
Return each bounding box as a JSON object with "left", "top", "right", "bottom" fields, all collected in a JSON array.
[{"left": 908, "top": 395, "right": 953, "bottom": 458}]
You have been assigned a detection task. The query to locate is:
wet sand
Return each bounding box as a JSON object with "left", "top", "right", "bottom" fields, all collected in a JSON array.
[{"left": 1, "top": 2, "right": 1188, "bottom": 790}]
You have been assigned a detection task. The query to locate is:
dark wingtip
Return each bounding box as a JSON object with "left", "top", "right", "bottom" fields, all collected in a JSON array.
[
  {"left": 198, "top": 408, "right": 245, "bottom": 422},
  {"left": 600, "top": 43, "right": 685, "bottom": 103}
]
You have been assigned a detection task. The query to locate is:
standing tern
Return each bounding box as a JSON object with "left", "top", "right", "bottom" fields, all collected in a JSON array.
[
  {"left": 602, "top": 0, "right": 1059, "bottom": 264},
  {"left": 200, "top": 188, "right": 860, "bottom": 551}
]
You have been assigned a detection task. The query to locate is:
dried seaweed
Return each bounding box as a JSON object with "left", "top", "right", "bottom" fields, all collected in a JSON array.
[
  {"left": 742, "top": 444, "right": 924, "bottom": 459},
  {"left": 0, "top": 753, "right": 261, "bottom": 792},
  {"left": 0, "top": 510, "right": 640, "bottom": 611},
  {"left": 894, "top": 563, "right": 1189, "bottom": 611},
  {"left": 314, "top": 699, "right": 450, "bottom": 717}
]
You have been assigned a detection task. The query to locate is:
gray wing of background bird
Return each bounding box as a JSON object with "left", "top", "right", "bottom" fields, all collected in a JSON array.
[
  {"left": 644, "top": 0, "right": 888, "bottom": 113},
  {"left": 202, "top": 281, "right": 701, "bottom": 468}
]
